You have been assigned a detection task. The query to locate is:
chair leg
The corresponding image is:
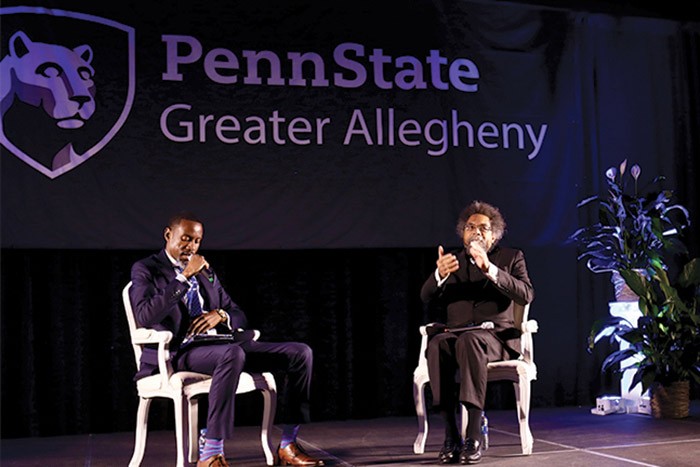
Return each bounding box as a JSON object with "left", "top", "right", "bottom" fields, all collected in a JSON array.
[
  {"left": 173, "top": 396, "right": 188, "bottom": 467},
  {"left": 129, "top": 398, "right": 152, "bottom": 467},
  {"left": 260, "top": 381, "right": 278, "bottom": 466},
  {"left": 513, "top": 381, "right": 533, "bottom": 455},
  {"left": 188, "top": 397, "right": 200, "bottom": 463},
  {"left": 413, "top": 378, "right": 429, "bottom": 454}
]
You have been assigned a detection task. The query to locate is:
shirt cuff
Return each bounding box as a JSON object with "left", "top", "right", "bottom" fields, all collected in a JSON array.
[
  {"left": 485, "top": 263, "right": 499, "bottom": 282},
  {"left": 176, "top": 273, "right": 188, "bottom": 283},
  {"left": 435, "top": 268, "right": 450, "bottom": 287}
]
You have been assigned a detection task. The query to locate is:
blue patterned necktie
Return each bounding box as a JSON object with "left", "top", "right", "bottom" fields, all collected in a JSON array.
[{"left": 177, "top": 266, "right": 203, "bottom": 318}]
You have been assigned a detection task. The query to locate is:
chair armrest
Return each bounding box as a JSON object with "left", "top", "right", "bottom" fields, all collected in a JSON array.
[
  {"left": 232, "top": 328, "right": 261, "bottom": 341},
  {"left": 522, "top": 319, "right": 538, "bottom": 334},
  {"left": 131, "top": 328, "right": 175, "bottom": 387},
  {"left": 419, "top": 322, "right": 443, "bottom": 336},
  {"left": 416, "top": 323, "right": 441, "bottom": 374},
  {"left": 132, "top": 328, "right": 174, "bottom": 345},
  {"left": 519, "top": 320, "right": 538, "bottom": 366}
]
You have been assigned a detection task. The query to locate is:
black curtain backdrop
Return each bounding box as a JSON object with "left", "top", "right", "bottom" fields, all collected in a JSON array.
[{"left": 2, "top": 0, "right": 700, "bottom": 439}]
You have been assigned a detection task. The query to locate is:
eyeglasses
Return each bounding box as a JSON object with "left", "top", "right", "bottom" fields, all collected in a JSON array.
[{"left": 464, "top": 223, "right": 492, "bottom": 234}]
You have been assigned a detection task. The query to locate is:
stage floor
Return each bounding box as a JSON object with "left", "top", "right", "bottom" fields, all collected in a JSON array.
[{"left": 2, "top": 403, "right": 699, "bottom": 466}]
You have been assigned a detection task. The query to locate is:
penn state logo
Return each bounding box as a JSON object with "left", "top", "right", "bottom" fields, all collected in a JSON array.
[{"left": 0, "top": 7, "right": 135, "bottom": 178}]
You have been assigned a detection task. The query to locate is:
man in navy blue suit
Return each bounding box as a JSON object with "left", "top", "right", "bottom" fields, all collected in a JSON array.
[
  {"left": 130, "top": 212, "right": 324, "bottom": 467},
  {"left": 421, "top": 201, "right": 534, "bottom": 465}
]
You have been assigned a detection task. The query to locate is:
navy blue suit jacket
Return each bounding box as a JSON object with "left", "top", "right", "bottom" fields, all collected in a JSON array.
[{"left": 130, "top": 249, "right": 248, "bottom": 379}]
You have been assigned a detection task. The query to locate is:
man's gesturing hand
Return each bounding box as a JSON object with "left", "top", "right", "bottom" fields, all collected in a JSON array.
[{"left": 436, "top": 245, "right": 459, "bottom": 278}]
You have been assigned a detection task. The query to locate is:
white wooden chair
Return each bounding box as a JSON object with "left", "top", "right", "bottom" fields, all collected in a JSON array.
[
  {"left": 413, "top": 303, "right": 538, "bottom": 456},
  {"left": 123, "top": 282, "right": 277, "bottom": 466}
]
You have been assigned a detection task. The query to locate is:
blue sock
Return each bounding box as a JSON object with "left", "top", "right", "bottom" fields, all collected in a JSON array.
[
  {"left": 280, "top": 424, "right": 300, "bottom": 449},
  {"left": 201, "top": 436, "right": 224, "bottom": 460}
]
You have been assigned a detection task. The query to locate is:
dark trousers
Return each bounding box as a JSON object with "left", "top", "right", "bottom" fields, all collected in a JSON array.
[
  {"left": 174, "top": 340, "right": 313, "bottom": 439},
  {"left": 426, "top": 330, "right": 507, "bottom": 410}
]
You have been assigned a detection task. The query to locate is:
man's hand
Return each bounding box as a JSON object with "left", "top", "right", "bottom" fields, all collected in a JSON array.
[
  {"left": 187, "top": 310, "right": 224, "bottom": 336},
  {"left": 436, "top": 245, "right": 459, "bottom": 278},
  {"left": 468, "top": 240, "right": 491, "bottom": 273},
  {"left": 182, "top": 254, "right": 209, "bottom": 278}
]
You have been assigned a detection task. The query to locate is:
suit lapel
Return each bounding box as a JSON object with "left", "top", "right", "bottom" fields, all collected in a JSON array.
[
  {"left": 488, "top": 245, "right": 503, "bottom": 268},
  {"left": 156, "top": 250, "right": 178, "bottom": 279}
]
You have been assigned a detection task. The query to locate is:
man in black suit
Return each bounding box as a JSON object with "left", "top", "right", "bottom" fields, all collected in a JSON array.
[
  {"left": 420, "top": 201, "right": 534, "bottom": 465},
  {"left": 130, "top": 212, "right": 324, "bottom": 467}
]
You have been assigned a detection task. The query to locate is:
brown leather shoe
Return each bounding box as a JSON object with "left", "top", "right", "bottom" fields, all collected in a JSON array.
[
  {"left": 196, "top": 453, "right": 229, "bottom": 467},
  {"left": 275, "top": 442, "right": 325, "bottom": 466}
]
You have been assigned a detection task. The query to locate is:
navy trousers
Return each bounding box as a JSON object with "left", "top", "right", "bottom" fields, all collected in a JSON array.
[{"left": 173, "top": 339, "right": 313, "bottom": 439}]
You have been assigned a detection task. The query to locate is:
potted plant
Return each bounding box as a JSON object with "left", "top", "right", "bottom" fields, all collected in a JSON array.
[
  {"left": 588, "top": 256, "right": 700, "bottom": 418},
  {"left": 569, "top": 160, "right": 690, "bottom": 301},
  {"left": 573, "top": 159, "right": 699, "bottom": 418}
]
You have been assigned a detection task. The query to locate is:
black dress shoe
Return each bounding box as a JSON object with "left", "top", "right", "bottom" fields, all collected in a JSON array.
[
  {"left": 459, "top": 438, "right": 482, "bottom": 465},
  {"left": 438, "top": 440, "right": 461, "bottom": 464}
]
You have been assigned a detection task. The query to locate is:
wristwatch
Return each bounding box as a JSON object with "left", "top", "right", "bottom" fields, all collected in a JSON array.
[{"left": 216, "top": 309, "right": 228, "bottom": 323}]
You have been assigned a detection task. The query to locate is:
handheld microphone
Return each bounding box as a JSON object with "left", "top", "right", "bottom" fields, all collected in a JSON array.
[{"left": 200, "top": 268, "right": 215, "bottom": 283}]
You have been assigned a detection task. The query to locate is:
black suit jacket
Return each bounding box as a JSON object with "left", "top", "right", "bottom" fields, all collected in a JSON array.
[
  {"left": 420, "top": 245, "right": 534, "bottom": 353},
  {"left": 130, "top": 249, "right": 249, "bottom": 378}
]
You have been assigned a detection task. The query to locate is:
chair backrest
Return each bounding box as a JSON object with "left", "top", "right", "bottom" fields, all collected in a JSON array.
[
  {"left": 122, "top": 281, "right": 143, "bottom": 367},
  {"left": 512, "top": 302, "right": 528, "bottom": 331}
]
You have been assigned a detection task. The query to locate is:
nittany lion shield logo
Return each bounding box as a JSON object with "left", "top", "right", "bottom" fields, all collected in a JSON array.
[{"left": 0, "top": 7, "right": 135, "bottom": 178}]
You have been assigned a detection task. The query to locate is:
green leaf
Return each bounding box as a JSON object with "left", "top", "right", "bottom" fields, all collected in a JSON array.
[
  {"left": 588, "top": 316, "right": 632, "bottom": 351},
  {"left": 619, "top": 269, "right": 647, "bottom": 297},
  {"left": 679, "top": 258, "right": 700, "bottom": 288},
  {"left": 639, "top": 367, "right": 658, "bottom": 394},
  {"left": 601, "top": 348, "right": 640, "bottom": 371},
  {"left": 619, "top": 328, "right": 646, "bottom": 344}
]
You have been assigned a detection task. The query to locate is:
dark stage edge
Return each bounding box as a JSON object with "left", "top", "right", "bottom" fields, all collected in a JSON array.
[{"left": 2, "top": 403, "right": 700, "bottom": 466}]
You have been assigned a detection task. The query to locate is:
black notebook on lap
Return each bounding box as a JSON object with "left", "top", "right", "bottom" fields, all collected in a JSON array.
[{"left": 180, "top": 329, "right": 256, "bottom": 348}]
